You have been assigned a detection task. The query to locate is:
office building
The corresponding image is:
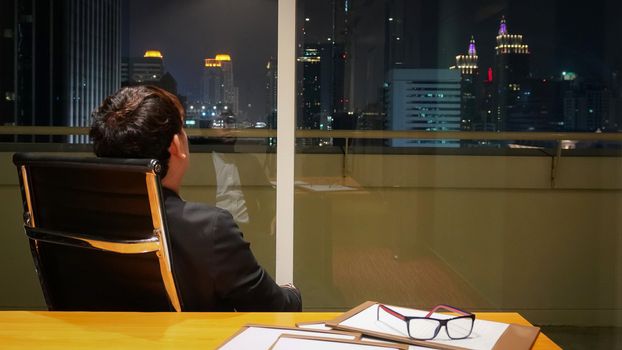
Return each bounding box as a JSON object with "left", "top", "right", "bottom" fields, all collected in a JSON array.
[
  {"left": 201, "top": 54, "right": 239, "bottom": 116},
  {"left": 505, "top": 78, "right": 563, "bottom": 132},
  {"left": 563, "top": 80, "right": 614, "bottom": 132},
  {"left": 298, "top": 46, "right": 323, "bottom": 130},
  {"left": 202, "top": 58, "right": 224, "bottom": 109},
  {"left": 454, "top": 36, "right": 479, "bottom": 131},
  {"left": 475, "top": 68, "right": 496, "bottom": 132},
  {"left": 386, "top": 69, "right": 461, "bottom": 147},
  {"left": 265, "top": 58, "right": 278, "bottom": 122},
  {"left": 3, "top": 0, "right": 121, "bottom": 142},
  {"left": 0, "top": 1, "right": 15, "bottom": 133},
  {"left": 121, "top": 50, "right": 180, "bottom": 98},
  {"left": 331, "top": 0, "right": 352, "bottom": 114},
  {"left": 121, "top": 51, "right": 164, "bottom": 84},
  {"left": 493, "top": 17, "right": 530, "bottom": 131}
]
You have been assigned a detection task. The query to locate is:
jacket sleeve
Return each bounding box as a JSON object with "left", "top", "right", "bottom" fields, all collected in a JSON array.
[{"left": 208, "top": 209, "right": 302, "bottom": 311}]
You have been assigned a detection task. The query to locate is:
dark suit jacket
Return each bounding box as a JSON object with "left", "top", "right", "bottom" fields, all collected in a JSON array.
[{"left": 162, "top": 187, "right": 301, "bottom": 311}]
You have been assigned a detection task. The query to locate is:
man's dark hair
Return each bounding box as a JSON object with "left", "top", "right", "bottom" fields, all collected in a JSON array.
[{"left": 90, "top": 85, "right": 184, "bottom": 178}]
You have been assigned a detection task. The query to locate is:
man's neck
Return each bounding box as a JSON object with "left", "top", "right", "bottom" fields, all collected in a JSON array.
[{"left": 161, "top": 176, "right": 181, "bottom": 194}]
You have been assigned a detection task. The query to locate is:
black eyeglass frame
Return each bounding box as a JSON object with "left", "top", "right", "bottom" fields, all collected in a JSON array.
[{"left": 376, "top": 304, "right": 476, "bottom": 341}]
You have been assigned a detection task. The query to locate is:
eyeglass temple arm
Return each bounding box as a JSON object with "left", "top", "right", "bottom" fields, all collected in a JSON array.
[
  {"left": 425, "top": 304, "right": 472, "bottom": 318},
  {"left": 379, "top": 304, "right": 407, "bottom": 320}
]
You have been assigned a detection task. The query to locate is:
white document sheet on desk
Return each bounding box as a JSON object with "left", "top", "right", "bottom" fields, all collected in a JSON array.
[
  {"left": 217, "top": 326, "right": 356, "bottom": 350},
  {"left": 297, "top": 322, "right": 334, "bottom": 331},
  {"left": 361, "top": 336, "right": 432, "bottom": 350},
  {"left": 341, "top": 304, "right": 509, "bottom": 350},
  {"left": 270, "top": 336, "right": 404, "bottom": 350}
]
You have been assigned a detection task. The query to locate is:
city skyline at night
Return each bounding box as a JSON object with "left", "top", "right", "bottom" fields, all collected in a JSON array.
[
  {"left": 118, "top": 0, "right": 622, "bottom": 134},
  {"left": 1, "top": 0, "right": 620, "bottom": 138}
]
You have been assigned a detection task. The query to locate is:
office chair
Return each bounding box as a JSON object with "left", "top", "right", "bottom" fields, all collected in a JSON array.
[{"left": 13, "top": 153, "right": 182, "bottom": 311}]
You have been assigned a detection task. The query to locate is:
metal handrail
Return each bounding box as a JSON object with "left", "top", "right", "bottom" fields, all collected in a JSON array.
[
  {"left": 1, "top": 126, "right": 621, "bottom": 141},
  {"left": 3, "top": 125, "right": 620, "bottom": 189}
]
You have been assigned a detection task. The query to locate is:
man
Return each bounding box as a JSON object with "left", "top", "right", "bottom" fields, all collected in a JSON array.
[{"left": 89, "top": 85, "right": 301, "bottom": 311}]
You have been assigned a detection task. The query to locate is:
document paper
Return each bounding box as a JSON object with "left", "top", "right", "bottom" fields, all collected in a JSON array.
[
  {"left": 270, "top": 335, "right": 406, "bottom": 350},
  {"left": 217, "top": 325, "right": 357, "bottom": 350}
]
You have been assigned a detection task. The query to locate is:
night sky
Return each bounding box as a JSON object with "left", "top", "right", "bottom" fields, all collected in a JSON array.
[{"left": 124, "top": 0, "right": 278, "bottom": 119}]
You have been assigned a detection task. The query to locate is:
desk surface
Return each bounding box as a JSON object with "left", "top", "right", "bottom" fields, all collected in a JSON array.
[{"left": 0, "top": 311, "right": 561, "bottom": 349}]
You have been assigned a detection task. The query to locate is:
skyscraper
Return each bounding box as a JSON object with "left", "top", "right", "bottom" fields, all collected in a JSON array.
[
  {"left": 298, "top": 46, "right": 322, "bottom": 130},
  {"left": 493, "top": 17, "right": 530, "bottom": 131},
  {"left": 122, "top": 51, "right": 164, "bottom": 85},
  {"left": 202, "top": 58, "right": 224, "bottom": 109},
  {"left": 454, "top": 36, "right": 479, "bottom": 131},
  {"left": 201, "top": 54, "right": 239, "bottom": 116},
  {"left": 121, "top": 50, "right": 180, "bottom": 97},
  {"left": 331, "top": 0, "right": 352, "bottom": 113},
  {"left": 0, "top": 1, "right": 15, "bottom": 134},
  {"left": 264, "top": 58, "right": 277, "bottom": 127},
  {"left": 4, "top": 0, "right": 121, "bottom": 142}
]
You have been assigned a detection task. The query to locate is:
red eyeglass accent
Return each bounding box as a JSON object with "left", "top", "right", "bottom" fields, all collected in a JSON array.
[
  {"left": 424, "top": 304, "right": 472, "bottom": 318},
  {"left": 378, "top": 304, "right": 407, "bottom": 320},
  {"left": 379, "top": 303, "right": 472, "bottom": 320}
]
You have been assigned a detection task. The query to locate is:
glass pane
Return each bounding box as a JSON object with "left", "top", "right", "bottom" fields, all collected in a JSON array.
[
  {"left": 123, "top": 0, "right": 279, "bottom": 275},
  {"left": 294, "top": 1, "right": 622, "bottom": 349},
  {"left": 0, "top": 0, "right": 278, "bottom": 310}
]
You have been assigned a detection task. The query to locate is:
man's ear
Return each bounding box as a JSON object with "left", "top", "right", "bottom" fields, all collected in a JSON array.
[{"left": 169, "top": 134, "right": 187, "bottom": 159}]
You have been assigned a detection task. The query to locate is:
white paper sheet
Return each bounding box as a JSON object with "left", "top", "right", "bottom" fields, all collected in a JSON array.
[
  {"left": 297, "top": 322, "right": 334, "bottom": 330},
  {"left": 340, "top": 304, "right": 509, "bottom": 350},
  {"left": 361, "top": 336, "right": 431, "bottom": 350},
  {"left": 217, "top": 325, "right": 356, "bottom": 350},
  {"left": 270, "top": 335, "right": 404, "bottom": 350}
]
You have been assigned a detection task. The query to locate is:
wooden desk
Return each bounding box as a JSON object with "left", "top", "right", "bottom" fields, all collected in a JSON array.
[{"left": 0, "top": 311, "right": 561, "bottom": 349}]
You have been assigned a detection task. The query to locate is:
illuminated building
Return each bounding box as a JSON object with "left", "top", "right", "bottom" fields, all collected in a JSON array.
[
  {"left": 201, "top": 54, "right": 239, "bottom": 116},
  {"left": 331, "top": 0, "right": 352, "bottom": 113},
  {"left": 264, "top": 58, "right": 277, "bottom": 128},
  {"left": 202, "top": 58, "right": 224, "bottom": 108},
  {"left": 387, "top": 69, "right": 461, "bottom": 147},
  {"left": 493, "top": 16, "right": 531, "bottom": 131},
  {"left": 295, "top": 43, "right": 347, "bottom": 146},
  {"left": 122, "top": 51, "right": 164, "bottom": 84},
  {"left": 5, "top": 0, "right": 121, "bottom": 142},
  {"left": 455, "top": 36, "right": 479, "bottom": 76},
  {"left": 477, "top": 68, "right": 497, "bottom": 132},
  {"left": 453, "top": 36, "right": 479, "bottom": 131},
  {"left": 298, "top": 47, "right": 322, "bottom": 130},
  {"left": 121, "top": 50, "right": 180, "bottom": 98}
]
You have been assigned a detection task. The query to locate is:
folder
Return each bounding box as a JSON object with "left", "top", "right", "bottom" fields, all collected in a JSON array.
[{"left": 326, "top": 301, "right": 540, "bottom": 350}]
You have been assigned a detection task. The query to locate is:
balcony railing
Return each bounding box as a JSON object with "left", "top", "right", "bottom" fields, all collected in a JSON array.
[
  {"left": 3, "top": 126, "right": 620, "bottom": 188},
  {"left": 2, "top": 125, "right": 622, "bottom": 141}
]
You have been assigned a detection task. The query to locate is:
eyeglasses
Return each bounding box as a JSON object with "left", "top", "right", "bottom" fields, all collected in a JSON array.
[{"left": 376, "top": 304, "right": 475, "bottom": 341}]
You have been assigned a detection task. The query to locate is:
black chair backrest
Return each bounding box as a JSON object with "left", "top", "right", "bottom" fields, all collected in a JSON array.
[{"left": 13, "top": 153, "right": 182, "bottom": 311}]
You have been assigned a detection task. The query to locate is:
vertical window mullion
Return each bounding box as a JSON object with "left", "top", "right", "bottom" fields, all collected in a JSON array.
[{"left": 275, "top": 0, "right": 296, "bottom": 284}]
